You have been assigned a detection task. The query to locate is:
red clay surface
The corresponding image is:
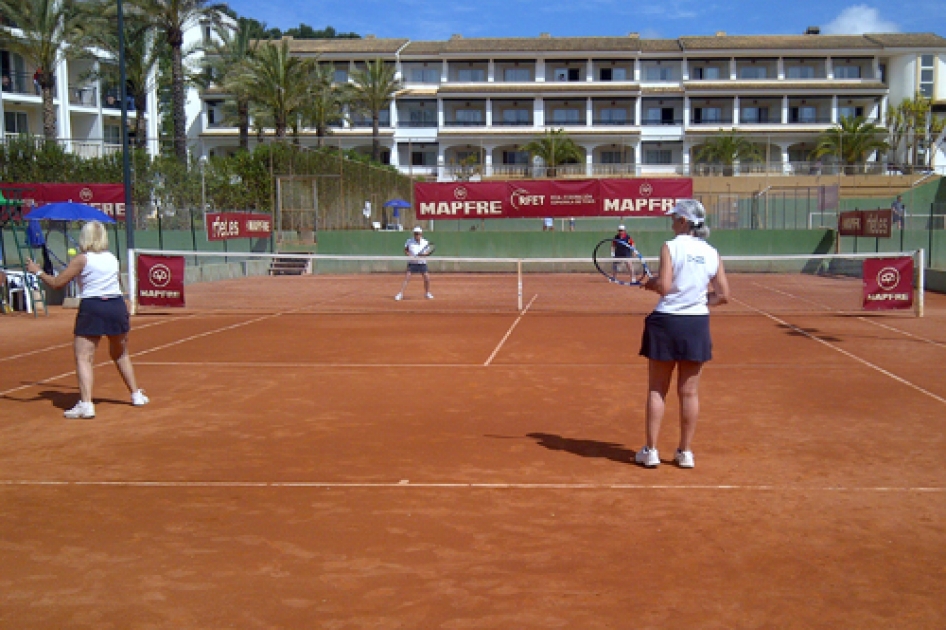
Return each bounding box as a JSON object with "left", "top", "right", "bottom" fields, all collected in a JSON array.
[{"left": 1, "top": 279, "right": 945, "bottom": 628}]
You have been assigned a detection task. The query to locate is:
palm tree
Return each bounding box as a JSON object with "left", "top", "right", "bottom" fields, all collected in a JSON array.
[
  {"left": 694, "top": 131, "right": 762, "bottom": 175},
  {"left": 130, "top": 0, "right": 225, "bottom": 162},
  {"left": 0, "top": 0, "right": 84, "bottom": 140},
  {"left": 78, "top": 2, "right": 163, "bottom": 149},
  {"left": 520, "top": 129, "right": 583, "bottom": 177},
  {"left": 305, "top": 63, "right": 347, "bottom": 148},
  {"left": 811, "top": 116, "right": 888, "bottom": 173},
  {"left": 346, "top": 58, "right": 402, "bottom": 162},
  {"left": 234, "top": 38, "right": 315, "bottom": 139},
  {"left": 199, "top": 18, "right": 258, "bottom": 151}
]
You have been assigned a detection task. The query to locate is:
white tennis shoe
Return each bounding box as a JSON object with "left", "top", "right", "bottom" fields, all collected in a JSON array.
[
  {"left": 131, "top": 390, "right": 150, "bottom": 406},
  {"left": 425, "top": 292, "right": 434, "bottom": 299},
  {"left": 674, "top": 449, "right": 695, "bottom": 468},
  {"left": 635, "top": 446, "right": 659, "bottom": 468},
  {"left": 394, "top": 293, "right": 403, "bottom": 301},
  {"left": 64, "top": 401, "right": 95, "bottom": 419}
]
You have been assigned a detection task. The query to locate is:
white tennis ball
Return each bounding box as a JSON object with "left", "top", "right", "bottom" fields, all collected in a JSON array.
[{"left": 67, "top": 248, "right": 77, "bottom": 256}]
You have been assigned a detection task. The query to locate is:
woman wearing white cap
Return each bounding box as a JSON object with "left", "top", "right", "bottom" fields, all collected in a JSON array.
[
  {"left": 395, "top": 226, "right": 433, "bottom": 300},
  {"left": 636, "top": 199, "right": 729, "bottom": 469}
]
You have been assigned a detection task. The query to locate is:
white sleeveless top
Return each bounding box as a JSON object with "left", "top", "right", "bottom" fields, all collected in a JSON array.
[
  {"left": 79, "top": 251, "right": 122, "bottom": 299},
  {"left": 655, "top": 235, "right": 720, "bottom": 315}
]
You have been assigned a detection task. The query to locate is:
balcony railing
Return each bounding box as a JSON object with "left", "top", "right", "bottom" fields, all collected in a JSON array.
[
  {"left": 397, "top": 120, "right": 438, "bottom": 128},
  {"left": 690, "top": 118, "right": 734, "bottom": 125},
  {"left": 1, "top": 70, "right": 43, "bottom": 96},
  {"left": 492, "top": 120, "right": 534, "bottom": 126},
  {"left": 641, "top": 118, "right": 684, "bottom": 126},
  {"left": 69, "top": 86, "right": 98, "bottom": 106},
  {"left": 592, "top": 118, "right": 635, "bottom": 126},
  {"left": 443, "top": 119, "right": 487, "bottom": 127},
  {"left": 787, "top": 116, "right": 833, "bottom": 124},
  {"left": 350, "top": 121, "right": 391, "bottom": 128}
]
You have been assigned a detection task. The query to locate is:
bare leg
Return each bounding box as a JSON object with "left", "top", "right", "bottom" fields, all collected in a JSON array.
[
  {"left": 74, "top": 335, "right": 100, "bottom": 403},
  {"left": 397, "top": 271, "right": 412, "bottom": 295},
  {"left": 423, "top": 271, "right": 430, "bottom": 294},
  {"left": 676, "top": 361, "right": 703, "bottom": 452},
  {"left": 645, "top": 360, "right": 676, "bottom": 449},
  {"left": 108, "top": 334, "right": 139, "bottom": 393}
]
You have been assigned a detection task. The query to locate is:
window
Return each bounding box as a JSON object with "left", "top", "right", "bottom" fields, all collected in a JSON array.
[
  {"left": 645, "top": 66, "right": 674, "bottom": 81},
  {"left": 692, "top": 67, "right": 720, "bottom": 80},
  {"left": 104, "top": 125, "right": 121, "bottom": 144},
  {"left": 693, "top": 107, "right": 721, "bottom": 123},
  {"left": 411, "top": 151, "right": 436, "bottom": 166},
  {"left": 838, "top": 106, "right": 864, "bottom": 120},
  {"left": 408, "top": 109, "right": 436, "bottom": 125},
  {"left": 790, "top": 106, "right": 818, "bottom": 123},
  {"left": 739, "top": 66, "right": 767, "bottom": 79},
  {"left": 502, "top": 150, "right": 530, "bottom": 165},
  {"left": 599, "top": 67, "right": 627, "bottom": 81},
  {"left": 834, "top": 65, "right": 861, "bottom": 79},
  {"left": 644, "top": 149, "right": 673, "bottom": 164},
  {"left": 457, "top": 68, "right": 485, "bottom": 82},
  {"left": 740, "top": 107, "right": 768, "bottom": 123},
  {"left": 599, "top": 108, "right": 627, "bottom": 123},
  {"left": 411, "top": 68, "right": 439, "bottom": 83},
  {"left": 501, "top": 109, "right": 530, "bottom": 124},
  {"left": 455, "top": 150, "right": 480, "bottom": 164},
  {"left": 600, "top": 150, "right": 626, "bottom": 164},
  {"left": 554, "top": 67, "right": 580, "bottom": 82},
  {"left": 552, "top": 108, "right": 581, "bottom": 124},
  {"left": 787, "top": 66, "right": 815, "bottom": 79},
  {"left": 4, "top": 111, "right": 27, "bottom": 134},
  {"left": 503, "top": 67, "right": 531, "bottom": 82},
  {"left": 455, "top": 109, "right": 483, "bottom": 124},
  {"left": 919, "top": 54, "right": 935, "bottom": 98},
  {"left": 333, "top": 69, "right": 348, "bottom": 83}
]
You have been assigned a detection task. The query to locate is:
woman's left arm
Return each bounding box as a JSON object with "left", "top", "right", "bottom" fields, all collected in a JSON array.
[
  {"left": 26, "top": 255, "right": 86, "bottom": 290},
  {"left": 643, "top": 243, "right": 674, "bottom": 295}
]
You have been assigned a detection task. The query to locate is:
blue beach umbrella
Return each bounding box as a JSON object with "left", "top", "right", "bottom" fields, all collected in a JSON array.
[
  {"left": 383, "top": 198, "right": 411, "bottom": 209},
  {"left": 25, "top": 201, "right": 117, "bottom": 223}
]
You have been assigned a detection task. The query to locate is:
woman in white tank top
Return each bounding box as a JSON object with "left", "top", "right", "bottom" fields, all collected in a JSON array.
[
  {"left": 635, "top": 200, "right": 730, "bottom": 470},
  {"left": 27, "top": 221, "right": 148, "bottom": 419}
]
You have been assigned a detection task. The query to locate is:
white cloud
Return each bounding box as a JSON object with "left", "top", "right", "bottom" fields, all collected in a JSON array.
[{"left": 823, "top": 5, "right": 900, "bottom": 34}]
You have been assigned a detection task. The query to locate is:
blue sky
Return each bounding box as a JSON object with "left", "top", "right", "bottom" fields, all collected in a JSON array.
[{"left": 222, "top": 0, "right": 945, "bottom": 40}]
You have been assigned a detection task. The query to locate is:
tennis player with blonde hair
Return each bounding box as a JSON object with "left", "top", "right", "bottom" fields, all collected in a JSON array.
[
  {"left": 636, "top": 199, "right": 729, "bottom": 469},
  {"left": 27, "top": 220, "right": 148, "bottom": 419}
]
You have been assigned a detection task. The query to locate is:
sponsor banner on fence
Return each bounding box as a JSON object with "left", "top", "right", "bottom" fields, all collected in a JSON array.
[
  {"left": 863, "top": 256, "right": 913, "bottom": 311},
  {"left": 414, "top": 178, "right": 693, "bottom": 220},
  {"left": 137, "top": 254, "right": 185, "bottom": 307},
  {"left": 838, "top": 209, "right": 892, "bottom": 238},
  {"left": 205, "top": 212, "right": 273, "bottom": 241},
  {"left": 3, "top": 182, "right": 126, "bottom": 219}
]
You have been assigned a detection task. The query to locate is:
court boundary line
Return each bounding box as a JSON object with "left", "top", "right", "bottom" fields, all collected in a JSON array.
[
  {"left": 130, "top": 361, "right": 848, "bottom": 370},
  {"left": 484, "top": 294, "right": 538, "bottom": 366},
  {"left": 734, "top": 298, "right": 946, "bottom": 406},
  {"left": 0, "top": 479, "right": 942, "bottom": 492}
]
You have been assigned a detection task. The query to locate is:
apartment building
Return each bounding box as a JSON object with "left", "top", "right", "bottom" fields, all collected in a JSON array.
[{"left": 199, "top": 30, "right": 946, "bottom": 179}]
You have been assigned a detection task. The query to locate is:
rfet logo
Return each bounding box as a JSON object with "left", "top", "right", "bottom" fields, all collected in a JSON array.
[
  {"left": 453, "top": 186, "right": 468, "bottom": 200},
  {"left": 509, "top": 187, "right": 546, "bottom": 211},
  {"left": 149, "top": 264, "right": 172, "bottom": 288},
  {"left": 639, "top": 182, "right": 653, "bottom": 197},
  {"left": 876, "top": 266, "right": 900, "bottom": 291},
  {"left": 79, "top": 187, "right": 94, "bottom": 202}
]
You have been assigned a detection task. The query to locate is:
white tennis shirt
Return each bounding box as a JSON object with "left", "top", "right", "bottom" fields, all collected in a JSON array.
[
  {"left": 79, "top": 251, "right": 122, "bottom": 299},
  {"left": 405, "top": 237, "right": 429, "bottom": 264},
  {"left": 655, "top": 235, "right": 720, "bottom": 315}
]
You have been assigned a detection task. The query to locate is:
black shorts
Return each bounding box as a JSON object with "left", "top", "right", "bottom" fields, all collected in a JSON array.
[
  {"left": 74, "top": 296, "right": 130, "bottom": 337},
  {"left": 407, "top": 262, "right": 428, "bottom": 274},
  {"left": 639, "top": 311, "right": 712, "bottom": 363}
]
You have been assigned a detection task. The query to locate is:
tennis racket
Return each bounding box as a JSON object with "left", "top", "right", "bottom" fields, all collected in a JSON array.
[
  {"left": 593, "top": 238, "right": 651, "bottom": 286},
  {"left": 419, "top": 243, "right": 436, "bottom": 256}
]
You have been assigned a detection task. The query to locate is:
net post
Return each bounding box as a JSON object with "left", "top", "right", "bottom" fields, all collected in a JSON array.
[
  {"left": 127, "top": 247, "right": 137, "bottom": 316},
  {"left": 917, "top": 248, "right": 925, "bottom": 318},
  {"left": 517, "top": 259, "right": 523, "bottom": 311}
]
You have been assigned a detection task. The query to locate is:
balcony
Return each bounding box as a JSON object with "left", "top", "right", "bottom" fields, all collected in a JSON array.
[
  {"left": 690, "top": 117, "right": 734, "bottom": 125},
  {"left": 592, "top": 118, "right": 635, "bottom": 126},
  {"left": 492, "top": 119, "right": 534, "bottom": 127},
  {"left": 1, "top": 70, "right": 42, "bottom": 96},
  {"left": 787, "top": 116, "right": 833, "bottom": 124},
  {"left": 642, "top": 118, "right": 684, "bottom": 126},
  {"left": 397, "top": 120, "right": 438, "bottom": 128},
  {"left": 69, "top": 85, "right": 98, "bottom": 107},
  {"left": 443, "top": 119, "right": 486, "bottom": 127}
]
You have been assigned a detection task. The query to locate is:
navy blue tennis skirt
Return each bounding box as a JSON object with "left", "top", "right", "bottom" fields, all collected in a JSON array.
[
  {"left": 639, "top": 311, "right": 712, "bottom": 362},
  {"left": 407, "top": 262, "right": 428, "bottom": 273},
  {"left": 74, "top": 296, "right": 130, "bottom": 337}
]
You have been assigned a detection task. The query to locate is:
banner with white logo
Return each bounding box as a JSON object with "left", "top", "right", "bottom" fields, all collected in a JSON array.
[
  {"left": 205, "top": 212, "right": 273, "bottom": 241},
  {"left": 137, "top": 254, "right": 185, "bottom": 307},
  {"left": 862, "top": 257, "right": 913, "bottom": 311},
  {"left": 415, "top": 178, "right": 693, "bottom": 220}
]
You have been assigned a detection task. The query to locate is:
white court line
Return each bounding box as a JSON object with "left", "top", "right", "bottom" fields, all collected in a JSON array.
[
  {"left": 734, "top": 297, "right": 946, "bottom": 406},
  {"left": 0, "top": 479, "right": 942, "bottom": 492},
  {"left": 135, "top": 361, "right": 482, "bottom": 369},
  {"left": 484, "top": 294, "right": 538, "bottom": 366},
  {"left": 748, "top": 280, "right": 946, "bottom": 349},
  {"left": 0, "top": 315, "right": 198, "bottom": 363}
]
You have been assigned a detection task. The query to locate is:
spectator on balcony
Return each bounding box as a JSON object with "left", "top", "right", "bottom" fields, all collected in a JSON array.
[
  {"left": 891, "top": 195, "right": 906, "bottom": 229},
  {"left": 33, "top": 67, "right": 41, "bottom": 94},
  {"left": 1, "top": 75, "right": 10, "bottom": 92}
]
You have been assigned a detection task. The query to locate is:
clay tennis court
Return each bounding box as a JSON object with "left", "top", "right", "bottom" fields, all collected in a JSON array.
[{"left": 2, "top": 272, "right": 945, "bottom": 628}]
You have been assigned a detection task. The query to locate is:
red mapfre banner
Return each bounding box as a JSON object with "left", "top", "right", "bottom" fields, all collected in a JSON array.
[
  {"left": 4, "top": 183, "right": 126, "bottom": 219},
  {"left": 205, "top": 212, "right": 273, "bottom": 241},
  {"left": 863, "top": 257, "right": 913, "bottom": 311},
  {"left": 839, "top": 209, "right": 892, "bottom": 238},
  {"left": 415, "top": 178, "right": 693, "bottom": 220},
  {"left": 137, "top": 254, "right": 185, "bottom": 307}
]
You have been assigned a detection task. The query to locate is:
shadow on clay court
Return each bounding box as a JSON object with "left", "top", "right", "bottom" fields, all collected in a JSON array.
[
  {"left": 8, "top": 388, "right": 128, "bottom": 412},
  {"left": 526, "top": 432, "right": 634, "bottom": 465},
  {"left": 776, "top": 323, "right": 843, "bottom": 343}
]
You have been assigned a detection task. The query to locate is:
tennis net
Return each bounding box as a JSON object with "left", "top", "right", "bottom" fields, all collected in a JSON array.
[{"left": 130, "top": 248, "right": 925, "bottom": 317}]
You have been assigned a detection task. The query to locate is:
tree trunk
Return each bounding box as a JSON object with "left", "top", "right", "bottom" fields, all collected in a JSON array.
[
  {"left": 372, "top": 112, "right": 380, "bottom": 162},
  {"left": 238, "top": 99, "right": 249, "bottom": 152},
  {"left": 170, "top": 34, "right": 187, "bottom": 163},
  {"left": 42, "top": 83, "right": 57, "bottom": 141},
  {"left": 133, "top": 92, "right": 147, "bottom": 149}
]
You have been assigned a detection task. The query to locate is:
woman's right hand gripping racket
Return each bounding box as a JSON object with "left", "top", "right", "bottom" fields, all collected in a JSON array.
[
  {"left": 419, "top": 242, "right": 436, "bottom": 256},
  {"left": 593, "top": 238, "right": 652, "bottom": 286}
]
